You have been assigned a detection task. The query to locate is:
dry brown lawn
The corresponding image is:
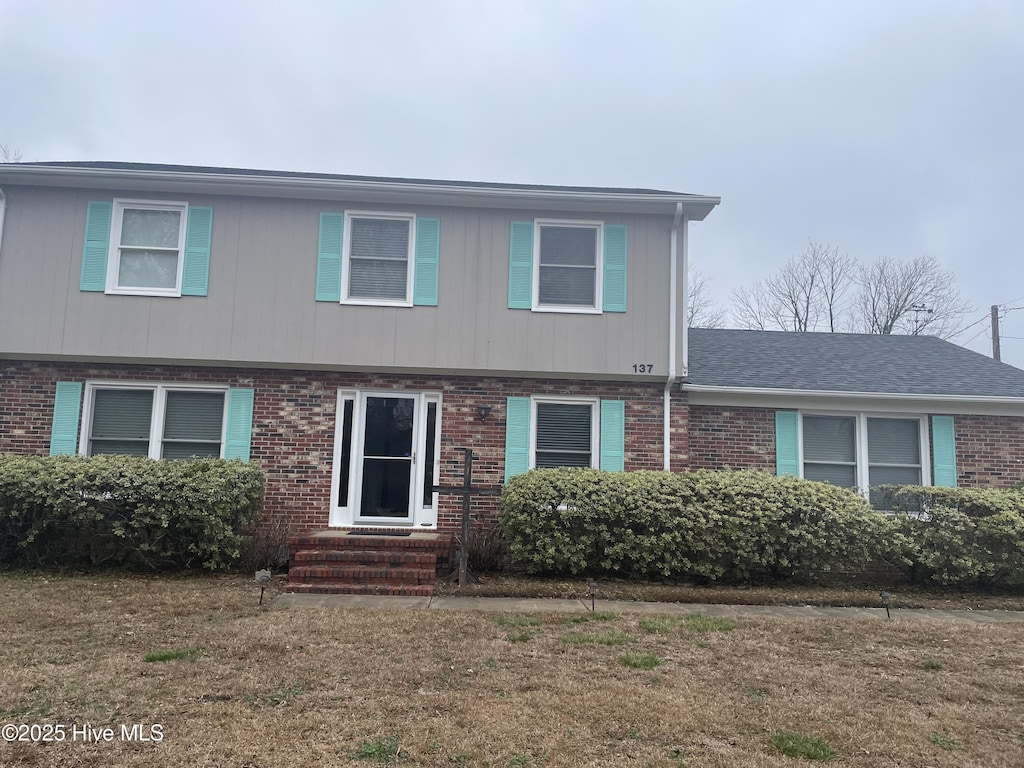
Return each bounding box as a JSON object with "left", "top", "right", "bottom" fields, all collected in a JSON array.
[{"left": 1, "top": 573, "right": 1022, "bottom": 768}]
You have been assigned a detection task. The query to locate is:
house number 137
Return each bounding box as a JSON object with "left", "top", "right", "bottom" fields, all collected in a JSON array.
[{"left": 632, "top": 363, "right": 654, "bottom": 373}]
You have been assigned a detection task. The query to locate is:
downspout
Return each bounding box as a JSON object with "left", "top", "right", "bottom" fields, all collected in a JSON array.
[
  {"left": 664, "top": 202, "right": 683, "bottom": 471},
  {"left": 0, "top": 187, "right": 6, "bottom": 270}
]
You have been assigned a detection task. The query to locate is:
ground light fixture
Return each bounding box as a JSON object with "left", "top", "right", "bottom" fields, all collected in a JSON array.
[
  {"left": 880, "top": 590, "right": 892, "bottom": 619},
  {"left": 256, "top": 569, "right": 271, "bottom": 606},
  {"left": 588, "top": 579, "right": 598, "bottom": 612}
]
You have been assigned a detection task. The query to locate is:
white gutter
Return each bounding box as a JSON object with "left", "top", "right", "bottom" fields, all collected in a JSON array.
[
  {"left": 682, "top": 383, "right": 1024, "bottom": 405},
  {"left": 664, "top": 202, "right": 684, "bottom": 471}
]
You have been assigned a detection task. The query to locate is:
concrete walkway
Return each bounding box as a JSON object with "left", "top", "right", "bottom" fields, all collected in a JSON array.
[{"left": 271, "top": 593, "right": 1024, "bottom": 624}]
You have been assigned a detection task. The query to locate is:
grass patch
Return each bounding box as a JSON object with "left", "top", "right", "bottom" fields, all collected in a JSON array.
[
  {"left": 563, "top": 630, "right": 635, "bottom": 646},
  {"left": 506, "top": 630, "right": 538, "bottom": 643},
  {"left": 639, "top": 617, "right": 680, "bottom": 633},
  {"left": 619, "top": 652, "right": 662, "bottom": 669},
  {"left": 493, "top": 614, "right": 540, "bottom": 627},
  {"left": 930, "top": 731, "right": 959, "bottom": 750},
  {"left": 922, "top": 659, "right": 944, "bottom": 670},
  {"left": 355, "top": 735, "right": 402, "bottom": 763},
  {"left": 683, "top": 615, "right": 737, "bottom": 633},
  {"left": 563, "top": 611, "right": 619, "bottom": 624},
  {"left": 142, "top": 645, "right": 203, "bottom": 663},
  {"left": 772, "top": 730, "right": 836, "bottom": 761}
]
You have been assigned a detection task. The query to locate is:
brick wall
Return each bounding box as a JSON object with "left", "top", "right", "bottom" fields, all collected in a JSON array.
[
  {"left": 954, "top": 414, "right": 1024, "bottom": 487},
  {"left": 687, "top": 404, "right": 775, "bottom": 472},
  {"left": 0, "top": 360, "right": 690, "bottom": 535}
]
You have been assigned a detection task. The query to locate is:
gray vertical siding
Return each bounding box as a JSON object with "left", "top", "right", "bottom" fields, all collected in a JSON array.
[{"left": 0, "top": 185, "right": 683, "bottom": 378}]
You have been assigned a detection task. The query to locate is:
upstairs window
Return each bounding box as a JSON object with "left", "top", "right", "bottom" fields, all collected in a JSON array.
[
  {"left": 534, "top": 221, "right": 602, "bottom": 311},
  {"left": 86, "top": 385, "right": 226, "bottom": 459},
  {"left": 344, "top": 213, "right": 414, "bottom": 304},
  {"left": 108, "top": 200, "right": 188, "bottom": 295}
]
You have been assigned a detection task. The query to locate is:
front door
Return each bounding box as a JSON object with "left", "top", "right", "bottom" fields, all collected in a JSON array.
[
  {"left": 355, "top": 395, "right": 417, "bottom": 524},
  {"left": 331, "top": 390, "right": 440, "bottom": 528}
]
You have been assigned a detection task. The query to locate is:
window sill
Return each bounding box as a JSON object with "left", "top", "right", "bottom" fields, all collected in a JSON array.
[
  {"left": 530, "top": 305, "right": 602, "bottom": 315},
  {"left": 340, "top": 298, "right": 414, "bottom": 308},
  {"left": 104, "top": 287, "right": 182, "bottom": 298}
]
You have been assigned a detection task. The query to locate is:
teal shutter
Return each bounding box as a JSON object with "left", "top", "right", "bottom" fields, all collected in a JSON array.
[
  {"left": 599, "top": 399, "right": 625, "bottom": 472},
  {"left": 50, "top": 381, "right": 83, "bottom": 455},
  {"left": 602, "top": 224, "right": 627, "bottom": 312},
  {"left": 80, "top": 201, "right": 112, "bottom": 291},
  {"left": 504, "top": 396, "right": 531, "bottom": 481},
  {"left": 316, "top": 213, "right": 344, "bottom": 302},
  {"left": 224, "top": 388, "right": 255, "bottom": 461},
  {"left": 507, "top": 221, "right": 534, "bottom": 309},
  {"left": 931, "top": 415, "right": 957, "bottom": 487},
  {"left": 413, "top": 217, "right": 440, "bottom": 306},
  {"left": 775, "top": 410, "right": 800, "bottom": 477},
  {"left": 181, "top": 206, "right": 213, "bottom": 296}
]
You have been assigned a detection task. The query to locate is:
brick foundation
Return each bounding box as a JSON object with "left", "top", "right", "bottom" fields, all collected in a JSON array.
[{"left": 0, "top": 359, "right": 690, "bottom": 536}]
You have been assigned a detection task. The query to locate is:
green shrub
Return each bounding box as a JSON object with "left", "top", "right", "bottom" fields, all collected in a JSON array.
[
  {"left": 0, "top": 454, "right": 264, "bottom": 571},
  {"left": 883, "top": 485, "right": 1024, "bottom": 588},
  {"left": 499, "top": 468, "right": 890, "bottom": 584}
]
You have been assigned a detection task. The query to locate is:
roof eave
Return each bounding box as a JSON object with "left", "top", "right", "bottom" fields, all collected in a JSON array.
[
  {"left": 682, "top": 383, "right": 1024, "bottom": 405},
  {"left": 0, "top": 165, "right": 721, "bottom": 218}
]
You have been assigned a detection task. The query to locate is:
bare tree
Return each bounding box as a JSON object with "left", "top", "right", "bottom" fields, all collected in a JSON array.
[
  {"left": 731, "top": 240, "right": 855, "bottom": 332},
  {"left": 855, "top": 255, "right": 971, "bottom": 339},
  {"left": 0, "top": 144, "right": 23, "bottom": 163},
  {"left": 687, "top": 268, "right": 727, "bottom": 328}
]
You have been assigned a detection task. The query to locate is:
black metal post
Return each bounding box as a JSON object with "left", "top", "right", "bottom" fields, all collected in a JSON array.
[{"left": 459, "top": 447, "right": 472, "bottom": 587}]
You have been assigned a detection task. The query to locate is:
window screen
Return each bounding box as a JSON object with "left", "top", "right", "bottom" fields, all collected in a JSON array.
[
  {"left": 802, "top": 415, "right": 857, "bottom": 488},
  {"left": 161, "top": 391, "right": 225, "bottom": 458},
  {"left": 348, "top": 218, "right": 410, "bottom": 300},
  {"left": 867, "top": 418, "right": 921, "bottom": 508},
  {"left": 538, "top": 226, "right": 597, "bottom": 307},
  {"left": 90, "top": 389, "right": 154, "bottom": 456},
  {"left": 535, "top": 402, "right": 593, "bottom": 468}
]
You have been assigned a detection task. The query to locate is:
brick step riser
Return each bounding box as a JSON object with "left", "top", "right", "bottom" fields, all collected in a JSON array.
[
  {"left": 291, "top": 550, "right": 437, "bottom": 568},
  {"left": 284, "top": 584, "right": 434, "bottom": 597},
  {"left": 289, "top": 539, "right": 451, "bottom": 556},
  {"left": 288, "top": 566, "right": 436, "bottom": 585}
]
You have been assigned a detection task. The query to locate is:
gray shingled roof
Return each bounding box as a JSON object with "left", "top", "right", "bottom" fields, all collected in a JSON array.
[
  {"left": 6, "top": 161, "right": 693, "bottom": 197},
  {"left": 685, "top": 328, "right": 1024, "bottom": 398}
]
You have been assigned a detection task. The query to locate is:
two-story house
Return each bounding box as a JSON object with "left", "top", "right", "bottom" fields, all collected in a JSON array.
[
  {"left": 3, "top": 161, "right": 1024, "bottom": 592},
  {"left": 0, "top": 162, "right": 716, "bottom": 544}
]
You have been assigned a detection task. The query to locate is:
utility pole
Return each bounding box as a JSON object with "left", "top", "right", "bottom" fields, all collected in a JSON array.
[{"left": 991, "top": 305, "right": 1001, "bottom": 362}]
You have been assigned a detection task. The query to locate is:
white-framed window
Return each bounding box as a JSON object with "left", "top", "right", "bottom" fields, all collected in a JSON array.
[
  {"left": 530, "top": 397, "right": 600, "bottom": 469},
  {"left": 533, "top": 219, "right": 603, "bottom": 313},
  {"left": 80, "top": 382, "right": 228, "bottom": 459},
  {"left": 106, "top": 199, "right": 189, "bottom": 296},
  {"left": 342, "top": 211, "right": 416, "bottom": 305},
  {"left": 800, "top": 412, "right": 928, "bottom": 508}
]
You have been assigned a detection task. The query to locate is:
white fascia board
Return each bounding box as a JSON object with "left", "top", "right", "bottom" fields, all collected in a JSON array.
[
  {"left": 0, "top": 166, "right": 721, "bottom": 218},
  {"left": 683, "top": 384, "right": 1024, "bottom": 416}
]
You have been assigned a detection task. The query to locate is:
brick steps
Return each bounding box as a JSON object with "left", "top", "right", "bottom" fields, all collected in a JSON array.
[
  {"left": 285, "top": 530, "right": 452, "bottom": 596},
  {"left": 285, "top": 583, "right": 434, "bottom": 596}
]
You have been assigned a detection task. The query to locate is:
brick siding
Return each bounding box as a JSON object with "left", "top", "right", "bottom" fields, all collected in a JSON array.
[
  {"left": 687, "top": 405, "right": 775, "bottom": 472},
  {"left": 0, "top": 360, "right": 690, "bottom": 535},
  {"left": 954, "top": 414, "right": 1024, "bottom": 487}
]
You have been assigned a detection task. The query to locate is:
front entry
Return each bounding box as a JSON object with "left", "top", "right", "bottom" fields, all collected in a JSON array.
[{"left": 330, "top": 390, "right": 440, "bottom": 528}]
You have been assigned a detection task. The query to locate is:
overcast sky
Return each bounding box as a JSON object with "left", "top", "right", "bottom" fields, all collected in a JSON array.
[{"left": 2, "top": 0, "right": 1022, "bottom": 366}]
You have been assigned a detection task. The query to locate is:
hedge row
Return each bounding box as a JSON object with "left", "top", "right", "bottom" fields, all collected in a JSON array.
[
  {"left": 0, "top": 454, "right": 264, "bottom": 571},
  {"left": 499, "top": 468, "right": 1024, "bottom": 588}
]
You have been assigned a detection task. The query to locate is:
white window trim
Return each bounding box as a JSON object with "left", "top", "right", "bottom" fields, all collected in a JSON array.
[
  {"left": 329, "top": 389, "right": 442, "bottom": 529},
  {"left": 105, "top": 198, "right": 189, "bottom": 297},
  {"left": 529, "top": 395, "right": 600, "bottom": 469},
  {"left": 79, "top": 381, "right": 229, "bottom": 459},
  {"left": 532, "top": 218, "right": 604, "bottom": 314},
  {"left": 798, "top": 410, "right": 931, "bottom": 499},
  {"left": 341, "top": 210, "right": 416, "bottom": 307}
]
